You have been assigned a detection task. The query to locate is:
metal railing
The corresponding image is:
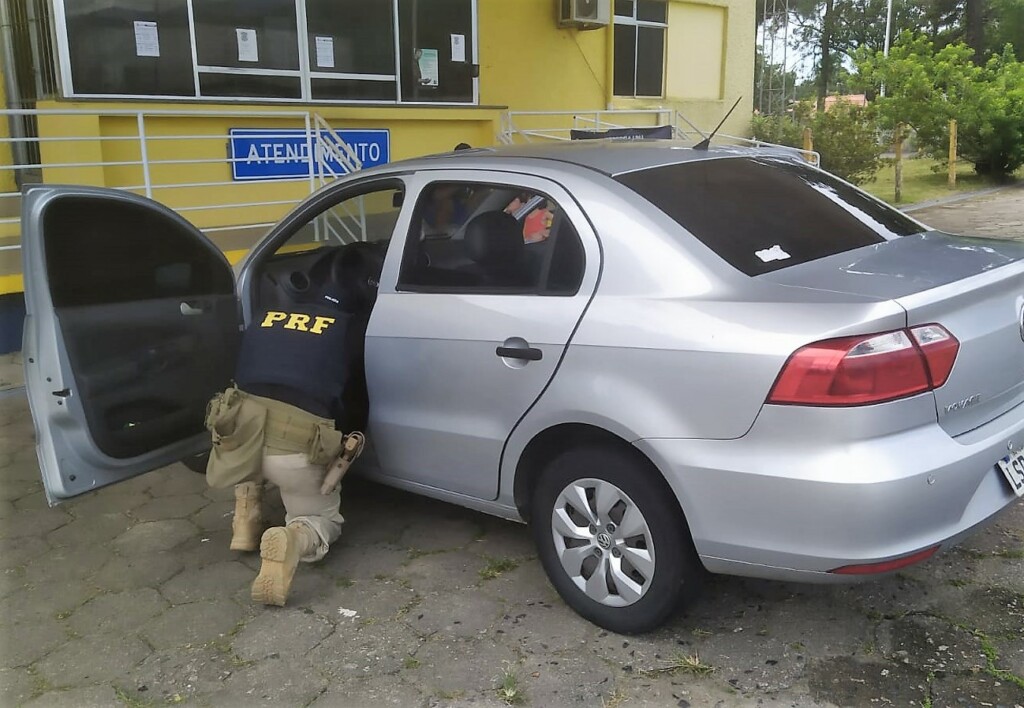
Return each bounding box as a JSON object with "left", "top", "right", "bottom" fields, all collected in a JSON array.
[
  {"left": 499, "top": 108, "right": 820, "bottom": 166},
  {"left": 0, "top": 107, "right": 366, "bottom": 253}
]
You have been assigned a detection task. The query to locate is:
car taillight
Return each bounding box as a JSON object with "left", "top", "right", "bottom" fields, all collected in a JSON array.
[{"left": 767, "top": 325, "right": 959, "bottom": 406}]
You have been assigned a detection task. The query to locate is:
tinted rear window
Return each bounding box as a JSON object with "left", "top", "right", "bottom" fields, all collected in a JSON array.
[{"left": 615, "top": 157, "right": 925, "bottom": 275}]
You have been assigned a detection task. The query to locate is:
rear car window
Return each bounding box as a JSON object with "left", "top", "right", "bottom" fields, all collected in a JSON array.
[{"left": 614, "top": 157, "right": 925, "bottom": 276}]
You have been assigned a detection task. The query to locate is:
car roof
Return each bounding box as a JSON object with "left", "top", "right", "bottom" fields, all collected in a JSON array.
[{"left": 400, "top": 139, "right": 806, "bottom": 177}]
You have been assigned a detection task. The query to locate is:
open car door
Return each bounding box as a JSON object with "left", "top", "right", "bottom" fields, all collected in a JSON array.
[{"left": 21, "top": 186, "right": 241, "bottom": 503}]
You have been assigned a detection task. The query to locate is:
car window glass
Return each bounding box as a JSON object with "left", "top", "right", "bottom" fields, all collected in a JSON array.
[
  {"left": 615, "top": 157, "right": 925, "bottom": 276},
  {"left": 278, "top": 187, "right": 403, "bottom": 257},
  {"left": 43, "top": 196, "right": 233, "bottom": 307},
  {"left": 398, "top": 182, "right": 584, "bottom": 295}
]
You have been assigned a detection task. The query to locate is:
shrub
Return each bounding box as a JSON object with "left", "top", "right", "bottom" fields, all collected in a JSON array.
[
  {"left": 810, "top": 101, "right": 884, "bottom": 185},
  {"left": 750, "top": 102, "right": 883, "bottom": 185}
]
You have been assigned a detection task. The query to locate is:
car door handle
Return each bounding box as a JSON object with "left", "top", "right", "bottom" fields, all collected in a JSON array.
[
  {"left": 180, "top": 301, "right": 207, "bottom": 316},
  {"left": 496, "top": 346, "right": 543, "bottom": 361}
]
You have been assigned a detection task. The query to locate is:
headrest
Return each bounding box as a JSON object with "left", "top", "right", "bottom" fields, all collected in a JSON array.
[{"left": 464, "top": 211, "right": 523, "bottom": 268}]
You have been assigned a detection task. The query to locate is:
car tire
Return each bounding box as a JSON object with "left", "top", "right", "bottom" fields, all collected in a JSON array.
[{"left": 531, "top": 444, "right": 703, "bottom": 634}]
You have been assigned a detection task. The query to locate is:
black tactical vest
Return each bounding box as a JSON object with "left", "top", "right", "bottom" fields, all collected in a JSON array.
[{"left": 235, "top": 305, "right": 356, "bottom": 419}]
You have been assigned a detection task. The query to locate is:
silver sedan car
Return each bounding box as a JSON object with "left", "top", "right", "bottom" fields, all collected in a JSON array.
[{"left": 22, "top": 141, "right": 1024, "bottom": 633}]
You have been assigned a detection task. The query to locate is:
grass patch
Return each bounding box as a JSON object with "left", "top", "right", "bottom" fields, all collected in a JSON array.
[
  {"left": 640, "top": 652, "right": 715, "bottom": 677},
  {"left": 113, "top": 685, "right": 156, "bottom": 708},
  {"left": 335, "top": 577, "right": 355, "bottom": 588},
  {"left": 479, "top": 556, "right": 521, "bottom": 581},
  {"left": 978, "top": 633, "right": 1024, "bottom": 690},
  {"left": 403, "top": 655, "right": 420, "bottom": 670},
  {"left": 863, "top": 157, "right": 1019, "bottom": 206},
  {"left": 495, "top": 663, "right": 526, "bottom": 705},
  {"left": 602, "top": 687, "right": 629, "bottom": 708}
]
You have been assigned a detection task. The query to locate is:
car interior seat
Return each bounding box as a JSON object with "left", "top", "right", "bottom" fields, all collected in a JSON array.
[{"left": 461, "top": 210, "right": 531, "bottom": 288}]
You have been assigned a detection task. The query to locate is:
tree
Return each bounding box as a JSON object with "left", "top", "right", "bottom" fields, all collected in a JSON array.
[{"left": 855, "top": 34, "right": 1024, "bottom": 176}]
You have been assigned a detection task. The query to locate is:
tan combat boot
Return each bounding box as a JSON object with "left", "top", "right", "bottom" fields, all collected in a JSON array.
[
  {"left": 251, "top": 523, "right": 317, "bottom": 606},
  {"left": 229, "top": 481, "right": 265, "bottom": 552}
]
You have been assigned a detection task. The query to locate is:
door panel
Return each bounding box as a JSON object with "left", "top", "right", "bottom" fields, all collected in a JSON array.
[
  {"left": 365, "top": 171, "right": 599, "bottom": 499},
  {"left": 22, "top": 186, "right": 240, "bottom": 502}
]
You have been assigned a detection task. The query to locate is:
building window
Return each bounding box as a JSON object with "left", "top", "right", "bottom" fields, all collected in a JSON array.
[
  {"left": 613, "top": 0, "right": 667, "bottom": 98},
  {"left": 53, "top": 0, "right": 477, "bottom": 105}
]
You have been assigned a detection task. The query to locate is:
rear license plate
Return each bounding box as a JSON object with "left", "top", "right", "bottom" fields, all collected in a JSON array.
[{"left": 997, "top": 449, "right": 1024, "bottom": 497}]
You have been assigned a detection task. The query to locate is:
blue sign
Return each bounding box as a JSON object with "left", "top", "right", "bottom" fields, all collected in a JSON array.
[{"left": 229, "top": 128, "right": 390, "bottom": 181}]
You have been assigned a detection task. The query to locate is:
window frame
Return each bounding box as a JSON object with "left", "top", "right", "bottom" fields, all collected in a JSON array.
[
  {"left": 51, "top": 0, "right": 479, "bottom": 106},
  {"left": 395, "top": 179, "right": 586, "bottom": 297},
  {"left": 613, "top": 0, "right": 668, "bottom": 99}
]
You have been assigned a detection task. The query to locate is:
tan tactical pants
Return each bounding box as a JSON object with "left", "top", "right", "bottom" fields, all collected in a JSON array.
[{"left": 261, "top": 451, "right": 344, "bottom": 563}]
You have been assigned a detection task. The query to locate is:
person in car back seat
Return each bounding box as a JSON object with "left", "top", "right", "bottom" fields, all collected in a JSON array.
[{"left": 204, "top": 245, "right": 377, "bottom": 606}]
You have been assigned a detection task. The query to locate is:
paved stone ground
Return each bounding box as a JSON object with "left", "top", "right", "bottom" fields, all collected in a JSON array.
[
  {"left": 1, "top": 188, "right": 1022, "bottom": 708},
  {"left": 910, "top": 185, "right": 1024, "bottom": 240}
]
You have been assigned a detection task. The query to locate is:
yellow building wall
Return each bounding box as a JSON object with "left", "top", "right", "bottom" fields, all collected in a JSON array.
[
  {"left": 667, "top": 3, "right": 726, "bottom": 100},
  {"left": 479, "top": 0, "right": 608, "bottom": 111},
  {"left": 0, "top": 62, "right": 15, "bottom": 193},
  {"left": 613, "top": 0, "right": 755, "bottom": 140},
  {"left": 0, "top": 0, "right": 757, "bottom": 294}
]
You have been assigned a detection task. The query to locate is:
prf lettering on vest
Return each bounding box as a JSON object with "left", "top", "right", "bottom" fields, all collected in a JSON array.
[{"left": 259, "top": 311, "right": 336, "bottom": 335}]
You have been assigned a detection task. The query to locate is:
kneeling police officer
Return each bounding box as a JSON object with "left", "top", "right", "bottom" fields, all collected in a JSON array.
[{"left": 204, "top": 246, "right": 376, "bottom": 606}]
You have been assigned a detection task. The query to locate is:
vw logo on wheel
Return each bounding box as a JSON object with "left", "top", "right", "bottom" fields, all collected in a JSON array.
[{"left": 596, "top": 532, "right": 613, "bottom": 549}]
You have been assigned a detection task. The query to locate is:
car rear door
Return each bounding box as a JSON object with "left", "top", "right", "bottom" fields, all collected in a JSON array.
[
  {"left": 22, "top": 186, "right": 240, "bottom": 503},
  {"left": 365, "top": 170, "right": 599, "bottom": 499}
]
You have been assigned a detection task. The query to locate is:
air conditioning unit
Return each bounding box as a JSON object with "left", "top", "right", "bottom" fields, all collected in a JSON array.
[{"left": 558, "top": 0, "right": 611, "bottom": 29}]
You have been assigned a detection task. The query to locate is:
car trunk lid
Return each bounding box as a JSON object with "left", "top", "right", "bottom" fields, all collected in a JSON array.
[{"left": 763, "top": 232, "right": 1024, "bottom": 436}]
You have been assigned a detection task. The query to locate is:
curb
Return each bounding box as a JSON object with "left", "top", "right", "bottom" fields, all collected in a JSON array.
[{"left": 900, "top": 182, "right": 1023, "bottom": 213}]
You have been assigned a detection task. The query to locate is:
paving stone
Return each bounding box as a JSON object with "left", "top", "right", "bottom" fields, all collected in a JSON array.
[
  {"left": 133, "top": 494, "right": 209, "bottom": 522},
  {"left": 35, "top": 634, "right": 152, "bottom": 687},
  {"left": 112, "top": 519, "right": 197, "bottom": 555},
  {"left": 140, "top": 598, "right": 243, "bottom": 650},
  {"left": 404, "top": 636, "right": 518, "bottom": 699},
  {"left": 0, "top": 535, "right": 49, "bottom": 570},
  {"left": 203, "top": 653, "right": 328, "bottom": 706},
  {"left": 0, "top": 577, "right": 96, "bottom": 622},
  {"left": 21, "top": 544, "right": 113, "bottom": 585},
  {"left": 520, "top": 650, "right": 621, "bottom": 707},
  {"left": 160, "top": 561, "right": 253, "bottom": 604},
  {"left": 202, "top": 484, "right": 235, "bottom": 502},
  {"left": 68, "top": 588, "right": 168, "bottom": 635},
  {"left": 12, "top": 490, "right": 48, "bottom": 510},
  {"left": 306, "top": 621, "right": 424, "bottom": 681},
  {"left": 3, "top": 456, "right": 44, "bottom": 482},
  {"left": 0, "top": 667, "right": 36, "bottom": 707},
  {"left": 405, "top": 591, "right": 504, "bottom": 639},
  {"left": 931, "top": 672, "right": 1024, "bottom": 706},
  {"left": 0, "top": 506, "right": 70, "bottom": 539},
  {"left": 0, "top": 476, "right": 42, "bottom": 502},
  {"left": 65, "top": 489, "right": 151, "bottom": 516},
  {"left": 45, "top": 512, "right": 132, "bottom": 548},
  {"left": 92, "top": 552, "right": 185, "bottom": 593},
  {"left": 397, "top": 517, "right": 481, "bottom": 553},
  {"left": 125, "top": 646, "right": 240, "bottom": 705},
  {"left": 305, "top": 576, "right": 418, "bottom": 624},
  {"left": 396, "top": 549, "right": 488, "bottom": 594},
  {"left": 0, "top": 566, "right": 26, "bottom": 600},
  {"left": 309, "top": 676, "right": 426, "bottom": 708},
  {"left": 805, "top": 657, "right": 928, "bottom": 706},
  {"left": 21, "top": 684, "right": 121, "bottom": 707},
  {"left": 318, "top": 542, "right": 410, "bottom": 581},
  {"left": 190, "top": 499, "right": 234, "bottom": 531},
  {"left": 175, "top": 529, "right": 247, "bottom": 569},
  {"left": 0, "top": 618, "right": 68, "bottom": 667},
  {"left": 146, "top": 468, "right": 210, "bottom": 496},
  {"left": 232, "top": 607, "right": 335, "bottom": 661},
  {"left": 471, "top": 516, "right": 535, "bottom": 559},
  {"left": 496, "top": 598, "right": 594, "bottom": 655},
  {"left": 0, "top": 499, "right": 13, "bottom": 518},
  {"left": 877, "top": 614, "right": 988, "bottom": 673}
]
